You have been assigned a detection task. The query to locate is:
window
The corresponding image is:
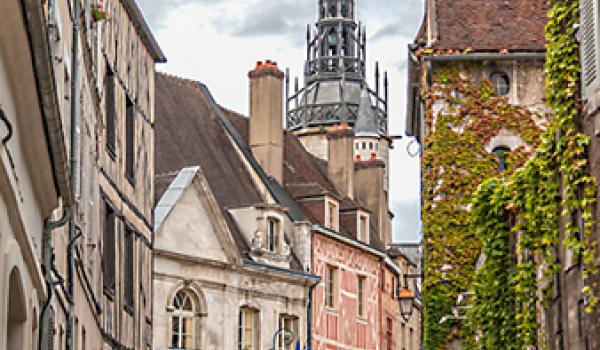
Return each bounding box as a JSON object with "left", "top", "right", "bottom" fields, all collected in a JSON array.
[
  {"left": 362, "top": 142, "right": 366, "bottom": 150},
  {"left": 171, "top": 290, "right": 196, "bottom": 350},
  {"left": 278, "top": 315, "right": 299, "bottom": 350},
  {"left": 391, "top": 276, "right": 396, "bottom": 299},
  {"left": 267, "top": 218, "right": 280, "bottom": 252},
  {"left": 357, "top": 276, "right": 366, "bottom": 317},
  {"left": 102, "top": 203, "right": 116, "bottom": 294},
  {"left": 326, "top": 200, "right": 339, "bottom": 231},
  {"left": 124, "top": 227, "right": 134, "bottom": 311},
  {"left": 325, "top": 265, "right": 338, "bottom": 308},
  {"left": 386, "top": 318, "right": 394, "bottom": 350},
  {"left": 358, "top": 214, "right": 369, "bottom": 243},
  {"left": 105, "top": 63, "right": 116, "bottom": 155},
  {"left": 490, "top": 72, "right": 510, "bottom": 96},
  {"left": 493, "top": 146, "right": 510, "bottom": 171},
  {"left": 125, "top": 96, "right": 135, "bottom": 183},
  {"left": 401, "top": 322, "right": 406, "bottom": 350},
  {"left": 239, "top": 308, "right": 259, "bottom": 350},
  {"left": 369, "top": 142, "right": 373, "bottom": 150}
]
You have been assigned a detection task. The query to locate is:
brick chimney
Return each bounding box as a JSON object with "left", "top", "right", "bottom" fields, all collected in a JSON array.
[
  {"left": 327, "top": 124, "right": 354, "bottom": 199},
  {"left": 248, "top": 60, "right": 284, "bottom": 184}
]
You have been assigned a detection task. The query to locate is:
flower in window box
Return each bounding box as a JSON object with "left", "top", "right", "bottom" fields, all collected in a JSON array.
[{"left": 92, "top": 1, "right": 111, "bottom": 22}]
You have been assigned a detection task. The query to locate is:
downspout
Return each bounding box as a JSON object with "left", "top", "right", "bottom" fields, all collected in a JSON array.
[
  {"left": 39, "top": 210, "right": 71, "bottom": 350},
  {"left": 66, "top": 0, "right": 81, "bottom": 349},
  {"left": 307, "top": 229, "right": 316, "bottom": 350}
]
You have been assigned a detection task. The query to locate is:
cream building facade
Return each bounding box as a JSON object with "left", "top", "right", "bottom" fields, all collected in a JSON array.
[{"left": 0, "top": 1, "right": 165, "bottom": 350}]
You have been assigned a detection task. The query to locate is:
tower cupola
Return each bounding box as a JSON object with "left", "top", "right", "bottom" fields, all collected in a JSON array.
[{"left": 286, "top": 0, "right": 389, "bottom": 133}]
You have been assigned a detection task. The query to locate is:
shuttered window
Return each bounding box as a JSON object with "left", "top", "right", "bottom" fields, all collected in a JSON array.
[
  {"left": 105, "top": 64, "right": 116, "bottom": 155},
  {"left": 124, "top": 227, "right": 135, "bottom": 311},
  {"left": 102, "top": 202, "right": 116, "bottom": 295},
  {"left": 125, "top": 97, "right": 135, "bottom": 183},
  {"left": 581, "top": 0, "right": 600, "bottom": 97}
]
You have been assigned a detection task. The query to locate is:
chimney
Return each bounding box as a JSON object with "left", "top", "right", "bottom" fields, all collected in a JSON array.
[
  {"left": 327, "top": 124, "right": 354, "bottom": 198},
  {"left": 354, "top": 159, "right": 390, "bottom": 245},
  {"left": 248, "top": 60, "right": 285, "bottom": 184}
]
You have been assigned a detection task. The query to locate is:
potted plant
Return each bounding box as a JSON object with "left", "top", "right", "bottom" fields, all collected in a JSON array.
[{"left": 91, "top": 1, "right": 110, "bottom": 22}]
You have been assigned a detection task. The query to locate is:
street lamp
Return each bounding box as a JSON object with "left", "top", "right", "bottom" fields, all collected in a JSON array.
[{"left": 398, "top": 287, "right": 415, "bottom": 320}]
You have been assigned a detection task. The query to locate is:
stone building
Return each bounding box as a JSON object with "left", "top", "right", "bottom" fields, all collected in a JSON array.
[
  {"left": 406, "top": 0, "right": 549, "bottom": 348},
  {"left": 0, "top": 1, "right": 165, "bottom": 350},
  {"left": 0, "top": 1, "right": 70, "bottom": 350}
]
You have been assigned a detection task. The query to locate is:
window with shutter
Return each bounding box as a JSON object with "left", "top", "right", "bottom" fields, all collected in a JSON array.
[
  {"left": 580, "top": 0, "right": 600, "bottom": 99},
  {"left": 102, "top": 202, "right": 116, "bottom": 295},
  {"left": 124, "top": 227, "right": 134, "bottom": 311},
  {"left": 105, "top": 63, "right": 116, "bottom": 156},
  {"left": 125, "top": 97, "right": 135, "bottom": 184}
]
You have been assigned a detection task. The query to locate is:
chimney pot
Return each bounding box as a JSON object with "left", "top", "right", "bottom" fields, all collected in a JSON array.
[
  {"left": 356, "top": 155, "right": 362, "bottom": 161},
  {"left": 341, "top": 122, "right": 349, "bottom": 129},
  {"left": 370, "top": 153, "right": 377, "bottom": 160}
]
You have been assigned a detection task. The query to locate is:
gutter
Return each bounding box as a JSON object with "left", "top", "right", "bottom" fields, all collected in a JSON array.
[
  {"left": 20, "top": 0, "right": 71, "bottom": 205},
  {"left": 242, "top": 258, "right": 321, "bottom": 283},
  {"left": 421, "top": 52, "right": 546, "bottom": 62}
]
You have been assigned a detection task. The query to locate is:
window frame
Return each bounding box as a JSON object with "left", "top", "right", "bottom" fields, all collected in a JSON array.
[
  {"left": 325, "top": 265, "right": 338, "bottom": 309},
  {"left": 170, "top": 290, "right": 196, "bottom": 350},
  {"left": 266, "top": 217, "right": 281, "bottom": 253},
  {"left": 357, "top": 212, "right": 369, "bottom": 243},
  {"left": 490, "top": 71, "right": 510, "bottom": 97},
  {"left": 357, "top": 275, "right": 366, "bottom": 318},
  {"left": 102, "top": 202, "right": 116, "bottom": 296},
  {"left": 325, "top": 197, "right": 339, "bottom": 231},
  {"left": 125, "top": 96, "right": 135, "bottom": 185},
  {"left": 105, "top": 62, "right": 116, "bottom": 158},
  {"left": 239, "top": 307, "right": 259, "bottom": 350},
  {"left": 124, "top": 227, "right": 135, "bottom": 312}
]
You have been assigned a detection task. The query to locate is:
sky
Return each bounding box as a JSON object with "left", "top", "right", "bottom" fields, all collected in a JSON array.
[{"left": 137, "top": 0, "right": 424, "bottom": 242}]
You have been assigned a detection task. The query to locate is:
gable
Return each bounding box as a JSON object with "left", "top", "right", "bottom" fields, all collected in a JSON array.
[{"left": 155, "top": 174, "right": 231, "bottom": 263}]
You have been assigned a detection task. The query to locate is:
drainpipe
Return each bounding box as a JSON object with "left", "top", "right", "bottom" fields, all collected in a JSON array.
[
  {"left": 307, "top": 283, "right": 316, "bottom": 350},
  {"left": 39, "top": 210, "right": 71, "bottom": 350},
  {"left": 66, "top": 0, "right": 81, "bottom": 348}
]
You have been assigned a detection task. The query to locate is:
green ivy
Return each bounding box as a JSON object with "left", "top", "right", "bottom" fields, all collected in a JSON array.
[
  {"left": 466, "top": 0, "right": 599, "bottom": 348},
  {"left": 420, "top": 67, "right": 542, "bottom": 350}
]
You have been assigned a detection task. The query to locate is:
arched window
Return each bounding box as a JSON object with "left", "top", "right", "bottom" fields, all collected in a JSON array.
[
  {"left": 239, "top": 307, "right": 259, "bottom": 350},
  {"left": 171, "top": 290, "right": 196, "bottom": 349},
  {"left": 493, "top": 146, "right": 511, "bottom": 171},
  {"left": 490, "top": 72, "right": 510, "bottom": 96}
]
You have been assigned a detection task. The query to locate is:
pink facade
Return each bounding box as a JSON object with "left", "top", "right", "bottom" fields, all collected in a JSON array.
[{"left": 312, "top": 233, "right": 381, "bottom": 350}]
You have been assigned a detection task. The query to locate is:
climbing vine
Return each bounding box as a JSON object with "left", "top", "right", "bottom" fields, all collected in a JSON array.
[
  {"left": 420, "top": 66, "right": 542, "bottom": 349},
  {"left": 465, "top": 0, "right": 599, "bottom": 348}
]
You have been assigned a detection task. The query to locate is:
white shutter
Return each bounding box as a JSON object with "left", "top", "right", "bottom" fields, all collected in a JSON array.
[{"left": 581, "top": 0, "right": 600, "bottom": 99}]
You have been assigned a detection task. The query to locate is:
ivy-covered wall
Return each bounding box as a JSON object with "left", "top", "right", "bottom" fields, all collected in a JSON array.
[
  {"left": 419, "top": 62, "right": 544, "bottom": 349},
  {"left": 465, "top": 0, "right": 600, "bottom": 349}
]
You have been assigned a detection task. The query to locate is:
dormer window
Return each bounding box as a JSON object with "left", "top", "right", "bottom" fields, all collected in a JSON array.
[
  {"left": 266, "top": 217, "right": 281, "bottom": 252},
  {"left": 357, "top": 213, "right": 369, "bottom": 243},
  {"left": 325, "top": 198, "right": 339, "bottom": 231}
]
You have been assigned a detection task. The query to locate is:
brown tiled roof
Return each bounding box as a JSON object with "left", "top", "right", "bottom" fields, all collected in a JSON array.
[
  {"left": 430, "top": 0, "right": 548, "bottom": 52},
  {"left": 154, "top": 73, "right": 262, "bottom": 210},
  {"left": 155, "top": 72, "right": 386, "bottom": 259}
]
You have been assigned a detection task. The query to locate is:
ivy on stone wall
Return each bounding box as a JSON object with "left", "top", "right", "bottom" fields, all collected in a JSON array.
[
  {"left": 465, "top": 0, "right": 599, "bottom": 348},
  {"left": 420, "top": 67, "right": 542, "bottom": 350}
]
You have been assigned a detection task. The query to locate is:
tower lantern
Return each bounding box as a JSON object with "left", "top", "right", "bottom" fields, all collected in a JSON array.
[{"left": 286, "top": 0, "right": 388, "bottom": 133}]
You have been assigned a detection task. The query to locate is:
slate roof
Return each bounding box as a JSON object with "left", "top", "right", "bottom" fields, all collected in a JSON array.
[
  {"left": 354, "top": 89, "right": 379, "bottom": 138},
  {"left": 420, "top": 0, "right": 548, "bottom": 52}
]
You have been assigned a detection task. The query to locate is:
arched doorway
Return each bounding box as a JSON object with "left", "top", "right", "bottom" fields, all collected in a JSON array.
[{"left": 6, "top": 267, "right": 27, "bottom": 350}]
